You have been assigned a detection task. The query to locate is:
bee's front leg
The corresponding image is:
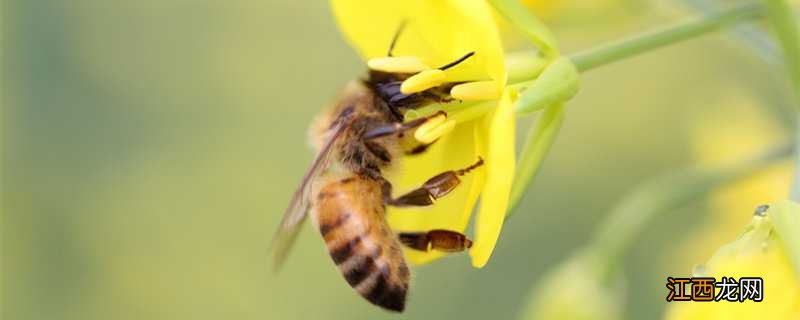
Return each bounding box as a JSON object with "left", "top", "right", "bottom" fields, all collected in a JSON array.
[
  {"left": 383, "top": 158, "right": 483, "bottom": 207},
  {"left": 363, "top": 111, "right": 446, "bottom": 140},
  {"left": 363, "top": 111, "right": 450, "bottom": 156}
]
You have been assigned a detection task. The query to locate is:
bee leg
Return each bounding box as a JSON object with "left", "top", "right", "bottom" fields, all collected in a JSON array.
[
  {"left": 417, "top": 90, "right": 455, "bottom": 105},
  {"left": 386, "top": 158, "right": 483, "bottom": 207},
  {"left": 363, "top": 111, "right": 446, "bottom": 140},
  {"left": 398, "top": 230, "right": 473, "bottom": 252},
  {"left": 364, "top": 111, "right": 449, "bottom": 156}
]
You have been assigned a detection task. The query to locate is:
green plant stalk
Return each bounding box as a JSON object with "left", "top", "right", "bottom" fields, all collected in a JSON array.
[
  {"left": 508, "top": 104, "right": 564, "bottom": 213},
  {"left": 763, "top": 0, "right": 800, "bottom": 104},
  {"left": 569, "top": 3, "right": 764, "bottom": 72},
  {"left": 587, "top": 144, "right": 793, "bottom": 277},
  {"left": 681, "top": 0, "right": 780, "bottom": 65},
  {"left": 761, "top": 0, "right": 800, "bottom": 202},
  {"left": 488, "top": 0, "right": 560, "bottom": 58},
  {"left": 506, "top": 2, "right": 771, "bottom": 220},
  {"left": 762, "top": 0, "right": 800, "bottom": 275}
]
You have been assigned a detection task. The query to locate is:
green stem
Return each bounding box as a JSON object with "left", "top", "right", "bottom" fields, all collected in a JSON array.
[
  {"left": 505, "top": 3, "right": 768, "bottom": 218},
  {"left": 505, "top": 4, "right": 765, "bottom": 218},
  {"left": 588, "top": 144, "right": 792, "bottom": 276},
  {"left": 569, "top": 3, "right": 764, "bottom": 72},
  {"left": 508, "top": 104, "right": 564, "bottom": 214},
  {"left": 488, "top": 0, "right": 560, "bottom": 58},
  {"left": 791, "top": 123, "right": 800, "bottom": 201},
  {"left": 761, "top": 0, "right": 800, "bottom": 200},
  {"left": 763, "top": 0, "right": 800, "bottom": 104}
]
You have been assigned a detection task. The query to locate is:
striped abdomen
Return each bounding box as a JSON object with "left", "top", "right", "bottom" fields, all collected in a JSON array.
[{"left": 312, "top": 176, "right": 410, "bottom": 312}]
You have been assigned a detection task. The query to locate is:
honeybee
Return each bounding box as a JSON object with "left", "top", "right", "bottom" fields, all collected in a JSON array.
[{"left": 271, "top": 28, "right": 483, "bottom": 312}]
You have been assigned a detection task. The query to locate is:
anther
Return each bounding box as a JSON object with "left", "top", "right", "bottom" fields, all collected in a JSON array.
[
  {"left": 414, "top": 114, "right": 455, "bottom": 144},
  {"left": 450, "top": 81, "right": 501, "bottom": 101},
  {"left": 400, "top": 69, "right": 447, "bottom": 95}
]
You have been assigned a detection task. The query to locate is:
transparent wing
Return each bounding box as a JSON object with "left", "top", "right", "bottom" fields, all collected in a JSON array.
[{"left": 270, "top": 110, "right": 351, "bottom": 271}]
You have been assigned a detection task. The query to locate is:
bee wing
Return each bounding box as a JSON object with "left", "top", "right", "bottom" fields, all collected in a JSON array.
[{"left": 270, "top": 111, "right": 351, "bottom": 271}]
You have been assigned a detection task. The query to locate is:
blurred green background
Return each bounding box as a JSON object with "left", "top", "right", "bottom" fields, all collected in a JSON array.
[{"left": 3, "top": 1, "right": 795, "bottom": 319}]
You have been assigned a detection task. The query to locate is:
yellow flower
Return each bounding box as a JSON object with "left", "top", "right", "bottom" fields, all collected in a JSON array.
[
  {"left": 666, "top": 94, "right": 792, "bottom": 273},
  {"left": 332, "top": 0, "right": 506, "bottom": 88},
  {"left": 331, "top": 0, "right": 515, "bottom": 267},
  {"left": 663, "top": 202, "right": 800, "bottom": 320}
]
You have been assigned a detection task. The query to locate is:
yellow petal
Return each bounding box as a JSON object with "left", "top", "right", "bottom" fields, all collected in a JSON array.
[
  {"left": 386, "top": 119, "right": 486, "bottom": 265},
  {"left": 469, "top": 89, "right": 516, "bottom": 268},
  {"left": 331, "top": 0, "right": 506, "bottom": 85},
  {"left": 367, "top": 56, "right": 430, "bottom": 74}
]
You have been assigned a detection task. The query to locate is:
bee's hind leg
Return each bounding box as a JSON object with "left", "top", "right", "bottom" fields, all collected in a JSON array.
[
  {"left": 398, "top": 230, "right": 472, "bottom": 252},
  {"left": 384, "top": 157, "right": 483, "bottom": 207}
]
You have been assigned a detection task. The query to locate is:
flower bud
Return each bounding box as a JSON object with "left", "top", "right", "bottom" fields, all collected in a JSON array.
[
  {"left": 514, "top": 57, "right": 579, "bottom": 115},
  {"left": 519, "top": 252, "right": 624, "bottom": 320},
  {"left": 663, "top": 202, "right": 800, "bottom": 319}
]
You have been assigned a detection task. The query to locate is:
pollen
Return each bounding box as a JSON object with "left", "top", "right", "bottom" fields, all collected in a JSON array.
[
  {"left": 367, "top": 56, "right": 430, "bottom": 74},
  {"left": 401, "top": 69, "right": 447, "bottom": 95},
  {"left": 450, "top": 81, "right": 501, "bottom": 101},
  {"left": 415, "top": 117, "right": 456, "bottom": 144}
]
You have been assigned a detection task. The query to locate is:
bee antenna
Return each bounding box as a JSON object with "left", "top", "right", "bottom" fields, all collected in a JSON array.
[
  {"left": 439, "top": 51, "right": 475, "bottom": 71},
  {"left": 387, "top": 20, "right": 408, "bottom": 57}
]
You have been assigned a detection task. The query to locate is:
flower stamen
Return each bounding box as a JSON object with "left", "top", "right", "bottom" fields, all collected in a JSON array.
[
  {"left": 414, "top": 113, "right": 455, "bottom": 144},
  {"left": 399, "top": 51, "right": 477, "bottom": 94},
  {"left": 451, "top": 81, "right": 501, "bottom": 101},
  {"left": 401, "top": 69, "right": 447, "bottom": 94}
]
